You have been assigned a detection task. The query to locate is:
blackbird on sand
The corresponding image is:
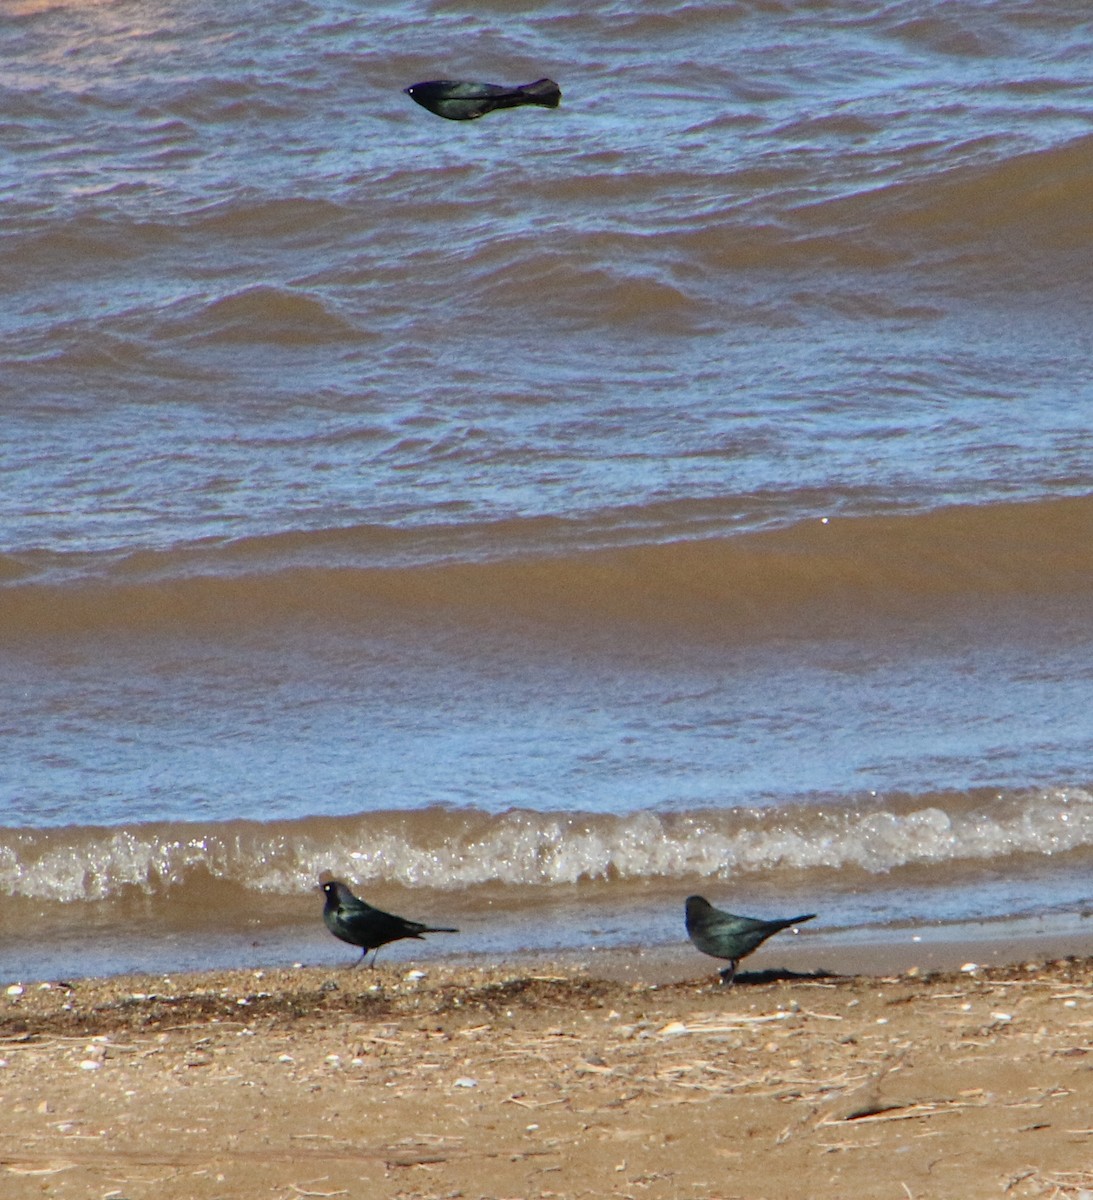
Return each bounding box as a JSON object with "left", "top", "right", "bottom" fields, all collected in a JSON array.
[
  {"left": 685, "top": 894, "right": 816, "bottom": 985},
  {"left": 321, "top": 878, "right": 458, "bottom": 967}
]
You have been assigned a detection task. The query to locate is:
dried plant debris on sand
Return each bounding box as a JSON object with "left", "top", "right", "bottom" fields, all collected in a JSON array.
[{"left": 1, "top": 958, "right": 1091, "bottom": 1200}]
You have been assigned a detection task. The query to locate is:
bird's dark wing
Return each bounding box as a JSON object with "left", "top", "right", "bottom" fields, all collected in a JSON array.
[
  {"left": 407, "top": 80, "right": 511, "bottom": 102},
  {"left": 709, "top": 912, "right": 784, "bottom": 937},
  {"left": 354, "top": 909, "right": 427, "bottom": 944},
  {"left": 686, "top": 895, "right": 816, "bottom": 963},
  {"left": 404, "top": 78, "right": 561, "bottom": 120}
]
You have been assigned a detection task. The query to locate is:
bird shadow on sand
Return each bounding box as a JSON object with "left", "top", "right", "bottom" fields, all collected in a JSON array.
[{"left": 721, "top": 966, "right": 846, "bottom": 985}]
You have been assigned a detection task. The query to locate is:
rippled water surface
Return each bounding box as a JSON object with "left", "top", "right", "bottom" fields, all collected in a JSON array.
[{"left": 2, "top": 0, "right": 1093, "bottom": 980}]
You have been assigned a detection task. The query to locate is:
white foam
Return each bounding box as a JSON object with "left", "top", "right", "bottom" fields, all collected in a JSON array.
[{"left": 2, "top": 787, "right": 1091, "bottom": 901}]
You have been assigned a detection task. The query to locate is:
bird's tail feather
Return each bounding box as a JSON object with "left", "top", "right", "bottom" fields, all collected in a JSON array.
[{"left": 517, "top": 78, "right": 562, "bottom": 108}]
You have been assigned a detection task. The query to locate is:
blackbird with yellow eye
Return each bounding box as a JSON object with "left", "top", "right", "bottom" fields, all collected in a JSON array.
[{"left": 321, "top": 879, "right": 458, "bottom": 967}]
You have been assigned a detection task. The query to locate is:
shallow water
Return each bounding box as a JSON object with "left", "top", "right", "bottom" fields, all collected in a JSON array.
[{"left": 2, "top": 0, "right": 1092, "bottom": 981}]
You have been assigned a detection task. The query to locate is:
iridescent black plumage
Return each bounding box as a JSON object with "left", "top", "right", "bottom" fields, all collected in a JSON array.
[
  {"left": 321, "top": 879, "right": 457, "bottom": 967},
  {"left": 685, "top": 895, "right": 816, "bottom": 984},
  {"left": 404, "top": 78, "right": 561, "bottom": 121}
]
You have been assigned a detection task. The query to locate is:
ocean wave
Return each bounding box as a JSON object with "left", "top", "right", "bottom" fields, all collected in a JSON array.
[
  {"left": 471, "top": 255, "right": 709, "bottom": 331},
  {"left": 2, "top": 788, "right": 1091, "bottom": 905},
  {"left": 2, "top": 495, "right": 1092, "bottom": 640},
  {"left": 161, "top": 284, "right": 360, "bottom": 345},
  {"left": 795, "top": 133, "right": 1093, "bottom": 267}
]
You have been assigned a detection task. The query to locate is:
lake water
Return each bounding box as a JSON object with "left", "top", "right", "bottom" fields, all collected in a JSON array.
[{"left": 2, "top": 0, "right": 1092, "bottom": 981}]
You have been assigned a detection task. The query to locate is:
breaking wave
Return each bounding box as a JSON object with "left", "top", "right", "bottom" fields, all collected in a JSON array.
[{"left": 3, "top": 787, "right": 1091, "bottom": 907}]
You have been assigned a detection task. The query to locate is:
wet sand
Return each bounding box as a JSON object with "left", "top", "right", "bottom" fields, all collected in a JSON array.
[{"left": 2, "top": 953, "right": 1091, "bottom": 1200}]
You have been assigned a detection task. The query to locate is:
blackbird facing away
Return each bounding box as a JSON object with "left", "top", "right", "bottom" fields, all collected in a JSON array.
[
  {"left": 321, "top": 879, "right": 458, "bottom": 967},
  {"left": 685, "top": 895, "right": 816, "bottom": 985},
  {"left": 404, "top": 78, "right": 561, "bottom": 121}
]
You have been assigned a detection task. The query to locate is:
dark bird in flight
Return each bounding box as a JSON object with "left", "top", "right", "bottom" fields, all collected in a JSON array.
[
  {"left": 321, "top": 879, "right": 458, "bottom": 967},
  {"left": 404, "top": 77, "right": 561, "bottom": 121},
  {"left": 685, "top": 895, "right": 816, "bottom": 984}
]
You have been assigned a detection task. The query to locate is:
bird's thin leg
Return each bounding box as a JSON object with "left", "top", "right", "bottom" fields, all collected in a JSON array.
[
  {"left": 348, "top": 949, "right": 366, "bottom": 969},
  {"left": 718, "top": 960, "right": 738, "bottom": 986},
  {"left": 369, "top": 947, "right": 380, "bottom": 969}
]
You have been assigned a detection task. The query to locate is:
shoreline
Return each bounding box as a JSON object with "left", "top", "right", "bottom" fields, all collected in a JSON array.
[
  {"left": 2, "top": 953, "right": 1091, "bottom": 1199},
  {"left": 6, "top": 913, "right": 1093, "bottom": 990},
  {"left": 498, "top": 921, "right": 1093, "bottom": 986}
]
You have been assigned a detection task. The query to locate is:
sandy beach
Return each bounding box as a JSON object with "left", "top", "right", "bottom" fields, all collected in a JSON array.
[
  {"left": 2, "top": 954, "right": 1091, "bottom": 1200},
  {"left": 6, "top": 6, "right": 1093, "bottom": 1192}
]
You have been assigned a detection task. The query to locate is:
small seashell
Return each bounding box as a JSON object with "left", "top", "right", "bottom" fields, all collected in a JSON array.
[
  {"left": 79, "top": 1059, "right": 102, "bottom": 1071},
  {"left": 453, "top": 1076, "right": 478, "bottom": 1088},
  {"left": 6, "top": 984, "right": 24, "bottom": 997},
  {"left": 960, "top": 962, "right": 979, "bottom": 973}
]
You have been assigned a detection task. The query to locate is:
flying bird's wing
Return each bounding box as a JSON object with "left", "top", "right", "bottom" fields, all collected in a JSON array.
[{"left": 404, "top": 78, "right": 561, "bottom": 120}]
